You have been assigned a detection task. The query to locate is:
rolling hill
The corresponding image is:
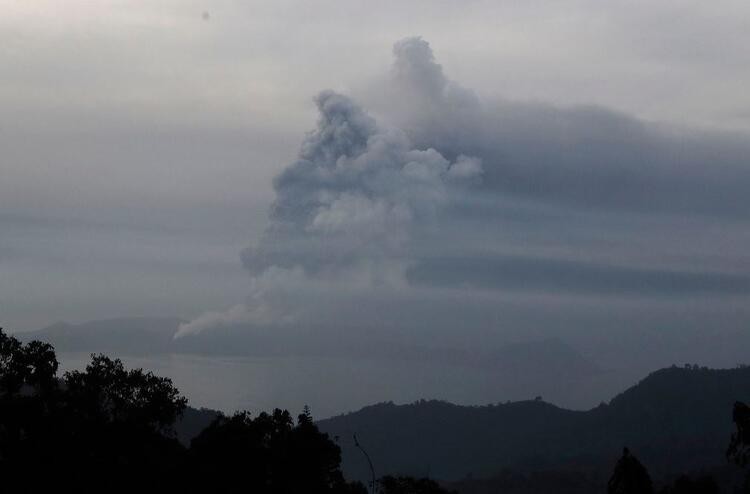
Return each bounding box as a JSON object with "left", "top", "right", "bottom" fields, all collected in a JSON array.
[
  {"left": 318, "top": 365, "right": 750, "bottom": 483},
  {"left": 20, "top": 317, "right": 184, "bottom": 354}
]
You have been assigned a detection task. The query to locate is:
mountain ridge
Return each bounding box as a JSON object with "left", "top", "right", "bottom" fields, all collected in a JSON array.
[
  {"left": 19, "top": 317, "right": 185, "bottom": 354},
  {"left": 318, "top": 365, "right": 750, "bottom": 483}
]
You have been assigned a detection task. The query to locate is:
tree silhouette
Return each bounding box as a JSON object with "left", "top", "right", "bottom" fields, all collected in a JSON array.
[
  {"left": 64, "top": 353, "right": 187, "bottom": 431},
  {"left": 188, "top": 408, "right": 366, "bottom": 494},
  {"left": 61, "top": 354, "right": 188, "bottom": 493},
  {"left": 0, "top": 329, "right": 188, "bottom": 493},
  {"left": 0, "top": 326, "right": 372, "bottom": 493},
  {"left": 658, "top": 475, "right": 719, "bottom": 494},
  {"left": 728, "top": 401, "right": 750, "bottom": 466},
  {"left": 0, "top": 329, "right": 61, "bottom": 492},
  {"left": 0, "top": 329, "right": 57, "bottom": 394},
  {"left": 728, "top": 401, "right": 750, "bottom": 493},
  {"left": 5, "top": 325, "right": 746, "bottom": 494},
  {"left": 379, "top": 476, "right": 457, "bottom": 494},
  {"left": 608, "top": 448, "right": 654, "bottom": 494}
]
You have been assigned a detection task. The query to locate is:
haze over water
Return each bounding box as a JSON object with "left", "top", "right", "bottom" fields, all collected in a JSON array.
[{"left": 57, "top": 352, "right": 636, "bottom": 418}]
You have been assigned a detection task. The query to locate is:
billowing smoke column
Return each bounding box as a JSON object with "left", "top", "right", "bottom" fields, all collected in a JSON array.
[
  {"left": 177, "top": 36, "right": 750, "bottom": 339},
  {"left": 241, "top": 89, "right": 481, "bottom": 278},
  {"left": 176, "top": 44, "right": 482, "bottom": 338},
  {"left": 389, "top": 36, "right": 479, "bottom": 113}
]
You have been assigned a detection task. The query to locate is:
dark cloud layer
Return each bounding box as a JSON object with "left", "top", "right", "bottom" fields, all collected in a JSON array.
[
  {"left": 179, "top": 37, "right": 750, "bottom": 355},
  {"left": 407, "top": 255, "right": 750, "bottom": 296},
  {"left": 377, "top": 38, "right": 750, "bottom": 218}
]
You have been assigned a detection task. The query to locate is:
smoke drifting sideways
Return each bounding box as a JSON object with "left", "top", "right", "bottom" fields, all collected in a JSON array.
[
  {"left": 177, "top": 37, "right": 750, "bottom": 350},
  {"left": 175, "top": 45, "right": 483, "bottom": 338}
]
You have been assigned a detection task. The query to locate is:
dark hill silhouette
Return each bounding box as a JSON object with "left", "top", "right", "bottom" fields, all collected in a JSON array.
[
  {"left": 174, "top": 406, "right": 221, "bottom": 445},
  {"left": 3, "top": 325, "right": 750, "bottom": 493},
  {"left": 318, "top": 366, "right": 750, "bottom": 483}
]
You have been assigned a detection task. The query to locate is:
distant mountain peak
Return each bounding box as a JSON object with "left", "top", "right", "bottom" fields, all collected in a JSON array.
[{"left": 21, "top": 316, "right": 186, "bottom": 355}]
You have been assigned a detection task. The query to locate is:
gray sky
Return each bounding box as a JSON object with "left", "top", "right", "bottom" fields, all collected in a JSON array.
[{"left": 2, "top": 0, "right": 750, "bottom": 373}]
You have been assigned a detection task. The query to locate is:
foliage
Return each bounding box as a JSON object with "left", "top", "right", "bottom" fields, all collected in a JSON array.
[
  {"left": 0, "top": 328, "right": 367, "bottom": 494},
  {"left": 728, "top": 401, "right": 750, "bottom": 467},
  {"left": 187, "top": 408, "right": 363, "bottom": 494},
  {"left": 379, "top": 476, "right": 457, "bottom": 494},
  {"left": 607, "top": 448, "right": 654, "bottom": 494},
  {"left": 728, "top": 401, "right": 750, "bottom": 493},
  {"left": 2, "top": 326, "right": 750, "bottom": 494},
  {"left": 658, "top": 475, "right": 719, "bottom": 494},
  {"left": 0, "top": 330, "right": 58, "bottom": 394},
  {"left": 64, "top": 353, "right": 187, "bottom": 431}
]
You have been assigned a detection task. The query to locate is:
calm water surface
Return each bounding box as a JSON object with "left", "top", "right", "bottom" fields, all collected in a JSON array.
[{"left": 58, "top": 352, "right": 633, "bottom": 419}]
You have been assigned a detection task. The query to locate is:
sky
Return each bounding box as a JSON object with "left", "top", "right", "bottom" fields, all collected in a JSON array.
[{"left": 2, "top": 1, "right": 750, "bottom": 371}]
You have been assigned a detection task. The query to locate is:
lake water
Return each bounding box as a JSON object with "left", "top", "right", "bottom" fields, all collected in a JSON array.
[{"left": 58, "top": 352, "right": 636, "bottom": 419}]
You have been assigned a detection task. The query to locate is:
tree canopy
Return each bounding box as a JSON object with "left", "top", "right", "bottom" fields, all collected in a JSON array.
[{"left": 0, "top": 328, "right": 365, "bottom": 494}]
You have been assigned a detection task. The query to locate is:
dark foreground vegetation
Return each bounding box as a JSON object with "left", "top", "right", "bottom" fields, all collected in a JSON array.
[
  {"left": 0, "top": 329, "right": 366, "bottom": 494},
  {"left": 1, "top": 328, "right": 749, "bottom": 494}
]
